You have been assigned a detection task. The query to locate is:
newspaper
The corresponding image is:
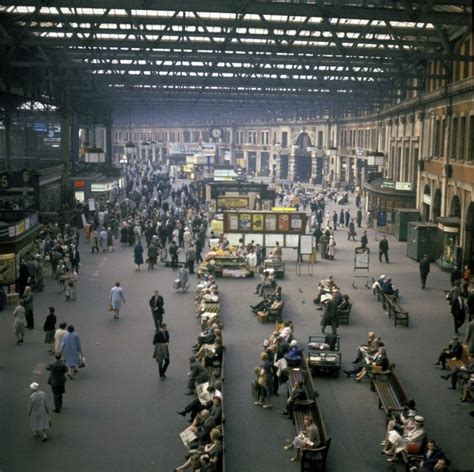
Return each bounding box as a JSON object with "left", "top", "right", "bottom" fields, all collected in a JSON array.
[
  {"left": 196, "top": 381, "right": 211, "bottom": 405},
  {"left": 179, "top": 426, "right": 197, "bottom": 449}
]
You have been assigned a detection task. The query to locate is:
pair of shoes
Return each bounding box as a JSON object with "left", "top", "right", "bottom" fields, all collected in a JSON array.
[
  {"left": 176, "top": 411, "right": 186, "bottom": 416},
  {"left": 440, "top": 375, "right": 449, "bottom": 380},
  {"left": 279, "top": 410, "right": 288, "bottom": 416},
  {"left": 290, "top": 457, "right": 299, "bottom": 462},
  {"left": 433, "top": 361, "right": 440, "bottom": 366},
  {"left": 460, "top": 398, "right": 467, "bottom": 402},
  {"left": 53, "top": 409, "right": 60, "bottom": 413},
  {"left": 160, "top": 376, "right": 165, "bottom": 381},
  {"left": 380, "top": 441, "right": 386, "bottom": 446},
  {"left": 262, "top": 404, "right": 272, "bottom": 409},
  {"left": 283, "top": 445, "right": 292, "bottom": 450},
  {"left": 41, "top": 435, "right": 48, "bottom": 442},
  {"left": 254, "top": 401, "right": 263, "bottom": 406},
  {"left": 440, "top": 366, "right": 447, "bottom": 370}
]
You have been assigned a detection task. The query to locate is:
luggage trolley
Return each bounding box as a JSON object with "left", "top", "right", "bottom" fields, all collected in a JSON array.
[
  {"left": 308, "top": 335, "right": 341, "bottom": 377},
  {"left": 352, "top": 246, "right": 370, "bottom": 289}
]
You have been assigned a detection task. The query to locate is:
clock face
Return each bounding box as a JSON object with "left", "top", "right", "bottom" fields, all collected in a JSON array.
[{"left": 211, "top": 128, "right": 222, "bottom": 139}]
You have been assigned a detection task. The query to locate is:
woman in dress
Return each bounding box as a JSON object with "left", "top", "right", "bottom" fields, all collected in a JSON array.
[
  {"left": 13, "top": 299, "right": 26, "bottom": 344},
  {"left": 60, "top": 324, "right": 83, "bottom": 379},
  {"left": 28, "top": 382, "right": 49, "bottom": 441},
  {"left": 110, "top": 281, "right": 125, "bottom": 320},
  {"left": 21, "top": 285, "right": 34, "bottom": 330}
]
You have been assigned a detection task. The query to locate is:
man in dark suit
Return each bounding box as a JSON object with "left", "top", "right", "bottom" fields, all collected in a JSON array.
[
  {"left": 149, "top": 290, "right": 165, "bottom": 329},
  {"left": 47, "top": 354, "right": 68, "bottom": 413},
  {"left": 419, "top": 254, "right": 431, "bottom": 289},
  {"left": 69, "top": 245, "right": 81, "bottom": 273}
]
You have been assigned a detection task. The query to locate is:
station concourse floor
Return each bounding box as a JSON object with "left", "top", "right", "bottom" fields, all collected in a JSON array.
[{"left": 1, "top": 194, "right": 473, "bottom": 472}]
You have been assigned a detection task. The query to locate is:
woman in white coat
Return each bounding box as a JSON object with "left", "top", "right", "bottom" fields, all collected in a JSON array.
[
  {"left": 327, "top": 236, "right": 336, "bottom": 261},
  {"left": 110, "top": 281, "right": 125, "bottom": 320},
  {"left": 28, "top": 382, "right": 49, "bottom": 441},
  {"left": 13, "top": 299, "right": 26, "bottom": 344}
]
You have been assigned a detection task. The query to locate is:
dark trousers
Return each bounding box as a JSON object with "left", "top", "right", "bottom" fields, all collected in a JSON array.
[
  {"left": 171, "top": 255, "right": 178, "bottom": 268},
  {"left": 379, "top": 250, "right": 389, "bottom": 263},
  {"left": 420, "top": 273, "right": 428, "bottom": 288},
  {"left": 158, "top": 357, "right": 170, "bottom": 377},
  {"left": 25, "top": 309, "right": 34, "bottom": 329},
  {"left": 187, "top": 260, "right": 195, "bottom": 274},
  {"left": 152, "top": 311, "right": 163, "bottom": 330},
  {"left": 52, "top": 387, "right": 64, "bottom": 411}
]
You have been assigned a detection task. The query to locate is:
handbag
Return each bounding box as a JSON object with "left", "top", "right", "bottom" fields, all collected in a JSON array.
[
  {"left": 79, "top": 356, "right": 86, "bottom": 368},
  {"left": 108, "top": 304, "right": 113, "bottom": 311}
]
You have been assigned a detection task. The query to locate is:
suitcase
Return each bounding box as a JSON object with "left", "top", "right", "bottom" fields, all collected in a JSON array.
[{"left": 173, "top": 279, "right": 181, "bottom": 289}]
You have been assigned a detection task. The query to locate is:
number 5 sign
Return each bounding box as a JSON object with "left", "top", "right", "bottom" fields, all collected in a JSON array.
[{"left": 0, "top": 173, "right": 11, "bottom": 189}]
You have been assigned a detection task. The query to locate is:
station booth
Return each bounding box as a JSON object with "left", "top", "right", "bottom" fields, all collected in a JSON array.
[
  {"left": 0, "top": 211, "right": 41, "bottom": 300},
  {"left": 72, "top": 173, "right": 122, "bottom": 205}
]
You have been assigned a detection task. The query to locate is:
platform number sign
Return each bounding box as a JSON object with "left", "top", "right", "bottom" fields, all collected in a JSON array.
[{"left": 0, "top": 172, "right": 11, "bottom": 189}]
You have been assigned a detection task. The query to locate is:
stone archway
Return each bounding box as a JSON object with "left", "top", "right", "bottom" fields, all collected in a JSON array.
[
  {"left": 450, "top": 195, "right": 461, "bottom": 217},
  {"left": 433, "top": 188, "right": 441, "bottom": 220},
  {"left": 294, "top": 132, "right": 312, "bottom": 182},
  {"left": 465, "top": 202, "right": 474, "bottom": 268}
]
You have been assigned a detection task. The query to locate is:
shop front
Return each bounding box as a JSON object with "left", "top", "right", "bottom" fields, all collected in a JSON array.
[
  {"left": 0, "top": 211, "right": 41, "bottom": 295},
  {"left": 364, "top": 177, "right": 417, "bottom": 234},
  {"left": 436, "top": 217, "right": 461, "bottom": 271}
]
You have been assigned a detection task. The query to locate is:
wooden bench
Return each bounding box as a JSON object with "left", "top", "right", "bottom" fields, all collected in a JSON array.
[
  {"left": 372, "top": 369, "right": 410, "bottom": 416},
  {"left": 336, "top": 302, "right": 352, "bottom": 325},
  {"left": 257, "top": 302, "right": 285, "bottom": 324},
  {"left": 374, "top": 286, "right": 409, "bottom": 327},
  {"left": 287, "top": 355, "right": 331, "bottom": 471}
]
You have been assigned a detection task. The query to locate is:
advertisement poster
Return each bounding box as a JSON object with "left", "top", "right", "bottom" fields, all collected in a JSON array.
[
  {"left": 252, "top": 214, "right": 264, "bottom": 232},
  {"left": 0, "top": 253, "right": 16, "bottom": 285},
  {"left": 239, "top": 213, "right": 252, "bottom": 230},
  {"left": 277, "top": 214, "right": 290, "bottom": 232},
  {"left": 265, "top": 214, "right": 277, "bottom": 232},
  {"left": 291, "top": 214, "right": 303, "bottom": 231},
  {"left": 225, "top": 213, "right": 239, "bottom": 231}
]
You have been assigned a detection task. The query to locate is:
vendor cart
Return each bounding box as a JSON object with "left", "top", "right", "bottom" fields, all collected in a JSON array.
[{"left": 308, "top": 335, "right": 341, "bottom": 377}]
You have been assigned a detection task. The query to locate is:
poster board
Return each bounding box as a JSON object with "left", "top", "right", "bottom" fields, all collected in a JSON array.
[
  {"left": 265, "top": 234, "right": 284, "bottom": 247},
  {"left": 354, "top": 247, "right": 370, "bottom": 269},
  {"left": 300, "top": 235, "right": 313, "bottom": 254},
  {"left": 88, "top": 198, "right": 96, "bottom": 212},
  {"left": 285, "top": 234, "right": 300, "bottom": 248},
  {"left": 217, "top": 196, "right": 249, "bottom": 209}
]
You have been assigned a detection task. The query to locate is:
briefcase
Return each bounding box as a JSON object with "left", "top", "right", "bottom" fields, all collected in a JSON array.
[{"left": 173, "top": 279, "right": 181, "bottom": 289}]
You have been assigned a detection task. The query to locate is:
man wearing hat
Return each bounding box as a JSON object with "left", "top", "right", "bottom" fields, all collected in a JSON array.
[{"left": 27, "top": 382, "right": 50, "bottom": 441}]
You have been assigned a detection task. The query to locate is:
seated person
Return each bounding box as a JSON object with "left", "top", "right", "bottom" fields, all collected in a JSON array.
[
  {"left": 254, "top": 271, "right": 276, "bottom": 296},
  {"left": 186, "top": 358, "right": 211, "bottom": 395},
  {"left": 175, "top": 427, "right": 222, "bottom": 471},
  {"left": 279, "top": 380, "right": 307, "bottom": 419},
  {"left": 337, "top": 294, "right": 351, "bottom": 312},
  {"left": 383, "top": 415, "right": 426, "bottom": 462},
  {"left": 381, "top": 277, "right": 395, "bottom": 295},
  {"left": 177, "top": 384, "right": 222, "bottom": 420},
  {"left": 408, "top": 440, "right": 450, "bottom": 472},
  {"left": 284, "top": 340, "right": 303, "bottom": 366},
  {"left": 314, "top": 276, "right": 337, "bottom": 308},
  {"left": 343, "top": 345, "right": 388, "bottom": 378},
  {"left": 198, "top": 338, "right": 225, "bottom": 368},
  {"left": 441, "top": 363, "right": 474, "bottom": 389},
  {"left": 460, "top": 373, "right": 474, "bottom": 401},
  {"left": 278, "top": 321, "right": 293, "bottom": 343},
  {"left": 372, "top": 274, "right": 386, "bottom": 292},
  {"left": 381, "top": 405, "right": 417, "bottom": 447},
  {"left": 283, "top": 416, "right": 321, "bottom": 462},
  {"left": 353, "top": 331, "right": 380, "bottom": 363},
  {"left": 433, "top": 336, "right": 463, "bottom": 370}
]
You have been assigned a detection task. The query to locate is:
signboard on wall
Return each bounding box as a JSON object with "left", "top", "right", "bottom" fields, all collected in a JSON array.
[
  {"left": 217, "top": 197, "right": 249, "bottom": 209},
  {"left": 395, "top": 181, "right": 413, "bottom": 191},
  {"left": 223, "top": 211, "right": 307, "bottom": 234}
]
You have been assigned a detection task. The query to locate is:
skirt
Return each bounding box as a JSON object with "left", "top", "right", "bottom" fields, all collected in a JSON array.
[{"left": 44, "top": 331, "right": 55, "bottom": 344}]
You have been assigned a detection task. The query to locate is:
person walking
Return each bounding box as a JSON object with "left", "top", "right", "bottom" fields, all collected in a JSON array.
[
  {"left": 356, "top": 208, "right": 362, "bottom": 228},
  {"left": 149, "top": 290, "right": 165, "bottom": 329},
  {"left": 178, "top": 266, "right": 189, "bottom": 293},
  {"left": 46, "top": 354, "right": 68, "bottom": 413},
  {"left": 60, "top": 324, "right": 83, "bottom": 380},
  {"left": 153, "top": 323, "right": 170, "bottom": 380},
  {"left": 419, "top": 254, "right": 431, "bottom": 290},
  {"left": 169, "top": 240, "right": 179, "bottom": 269},
  {"left": 43, "top": 306, "right": 57, "bottom": 354},
  {"left": 320, "top": 294, "right": 338, "bottom": 335},
  {"left": 69, "top": 245, "right": 80, "bottom": 273},
  {"left": 134, "top": 240, "right": 144, "bottom": 271},
  {"left": 327, "top": 236, "right": 336, "bottom": 260},
  {"left": 13, "top": 299, "right": 26, "bottom": 344},
  {"left": 110, "top": 281, "right": 125, "bottom": 320},
  {"left": 22, "top": 285, "right": 34, "bottom": 330},
  {"left": 451, "top": 295, "right": 466, "bottom": 335},
  {"left": 90, "top": 229, "right": 99, "bottom": 253},
  {"left": 54, "top": 322, "right": 68, "bottom": 356},
  {"left": 28, "top": 382, "right": 50, "bottom": 441},
  {"left": 379, "top": 234, "right": 390, "bottom": 263},
  {"left": 360, "top": 230, "right": 368, "bottom": 248},
  {"left": 348, "top": 219, "right": 356, "bottom": 241},
  {"left": 186, "top": 243, "right": 196, "bottom": 274},
  {"left": 147, "top": 242, "right": 158, "bottom": 270},
  {"left": 65, "top": 269, "right": 78, "bottom": 301}
]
